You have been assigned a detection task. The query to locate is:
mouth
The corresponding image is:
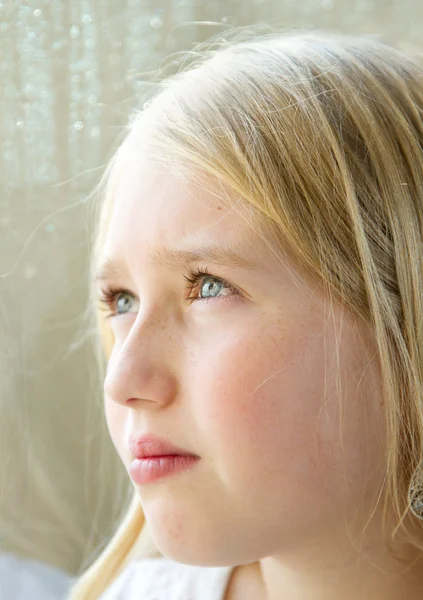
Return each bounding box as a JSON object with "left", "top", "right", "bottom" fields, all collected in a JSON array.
[{"left": 127, "top": 433, "right": 200, "bottom": 484}]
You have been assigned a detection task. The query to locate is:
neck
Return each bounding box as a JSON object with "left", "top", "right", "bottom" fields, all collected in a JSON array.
[
  {"left": 225, "top": 523, "right": 423, "bottom": 600},
  {"left": 259, "top": 543, "right": 423, "bottom": 600}
]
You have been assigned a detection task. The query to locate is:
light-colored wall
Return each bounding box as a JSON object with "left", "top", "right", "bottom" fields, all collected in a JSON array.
[{"left": 1, "top": 0, "right": 422, "bottom": 578}]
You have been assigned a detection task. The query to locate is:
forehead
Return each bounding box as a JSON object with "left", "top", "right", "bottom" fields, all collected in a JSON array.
[
  {"left": 100, "top": 148, "right": 318, "bottom": 301},
  {"left": 104, "top": 153, "right": 271, "bottom": 263}
]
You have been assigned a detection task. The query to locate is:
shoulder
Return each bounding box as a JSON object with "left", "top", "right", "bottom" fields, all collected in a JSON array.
[{"left": 99, "top": 557, "right": 235, "bottom": 600}]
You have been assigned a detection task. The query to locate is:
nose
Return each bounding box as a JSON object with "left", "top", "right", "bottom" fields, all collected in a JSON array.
[{"left": 103, "top": 311, "right": 178, "bottom": 409}]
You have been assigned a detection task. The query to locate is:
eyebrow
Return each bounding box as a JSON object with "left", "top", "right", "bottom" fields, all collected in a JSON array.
[{"left": 94, "top": 242, "right": 264, "bottom": 282}]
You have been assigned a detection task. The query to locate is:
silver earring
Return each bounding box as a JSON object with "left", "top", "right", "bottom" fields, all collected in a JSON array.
[{"left": 408, "top": 461, "right": 423, "bottom": 520}]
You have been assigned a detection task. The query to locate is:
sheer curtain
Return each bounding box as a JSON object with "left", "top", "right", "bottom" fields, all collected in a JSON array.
[{"left": 0, "top": 0, "right": 422, "bottom": 590}]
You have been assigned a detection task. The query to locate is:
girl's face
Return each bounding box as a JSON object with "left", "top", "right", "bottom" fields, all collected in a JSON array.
[{"left": 99, "top": 147, "right": 386, "bottom": 567}]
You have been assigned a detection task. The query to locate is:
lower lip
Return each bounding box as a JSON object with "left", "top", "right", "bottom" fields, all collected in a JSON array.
[{"left": 129, "top": 455, "right": 200, "bottom": 484}]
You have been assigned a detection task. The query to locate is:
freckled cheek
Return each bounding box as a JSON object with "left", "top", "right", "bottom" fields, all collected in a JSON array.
[{"left": 196, "top": 327, "right": 324, "bottom": 473}]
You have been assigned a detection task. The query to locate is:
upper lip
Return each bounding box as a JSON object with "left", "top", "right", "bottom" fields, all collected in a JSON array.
[{"left": 128, "top": 434, "right": 198, "bottom": 459}]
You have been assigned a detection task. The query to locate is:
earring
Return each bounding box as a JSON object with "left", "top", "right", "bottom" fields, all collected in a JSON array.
[{"left": 408, "top": 461, "right": 423, "bottom": 520}]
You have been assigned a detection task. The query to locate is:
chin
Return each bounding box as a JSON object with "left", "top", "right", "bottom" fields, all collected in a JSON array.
[
  {"left": 148, "top": 528, "right": 234, "bottom": 567},
  {"left": 143, "top": 496, "right": 241, "bottom": 566}
]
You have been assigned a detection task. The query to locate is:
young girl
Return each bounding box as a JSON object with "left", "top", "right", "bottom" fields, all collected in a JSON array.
[{"left": 68, "top": 27, "right": 423, "bottom": 600}]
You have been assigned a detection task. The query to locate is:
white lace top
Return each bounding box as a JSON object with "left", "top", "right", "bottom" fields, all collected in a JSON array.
[{"left": 99, "top": 557, "right": 234, "bottom": 600}]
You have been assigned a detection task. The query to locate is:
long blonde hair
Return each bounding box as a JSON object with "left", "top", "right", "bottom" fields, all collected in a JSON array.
[{"left": 68, "top": 26, "right": 423, "bottom": 599}]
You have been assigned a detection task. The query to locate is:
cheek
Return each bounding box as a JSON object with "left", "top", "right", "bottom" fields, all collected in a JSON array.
[
  {"left": 191, "top": 312, "right": 386, "bottom": 514},
  {"left": 193, "top": 317, "right": 330, "bottom": 482}
]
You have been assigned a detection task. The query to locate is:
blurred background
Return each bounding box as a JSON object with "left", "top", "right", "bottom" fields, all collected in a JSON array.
[{"left": 1, "top": 1, "right": 422, "bottom": 598}]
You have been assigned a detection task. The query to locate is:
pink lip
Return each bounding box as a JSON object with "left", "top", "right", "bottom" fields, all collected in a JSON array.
[
  {"left": 128, "top": 434, "right": 199, "bottom": 459},
  {"left": 129, "top": 455, "right": 200, "bottom": 484},
  {"left": 127, "top": 434, "right": 200, "bottom": 485}
]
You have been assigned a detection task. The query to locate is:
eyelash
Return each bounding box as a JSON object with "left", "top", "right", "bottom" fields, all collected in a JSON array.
[
  {"left": 98, "top": 266, "right": 239, "bottom": 319},
  {"left": 183, "top": 267, "right": 238, "bottom": 301}
]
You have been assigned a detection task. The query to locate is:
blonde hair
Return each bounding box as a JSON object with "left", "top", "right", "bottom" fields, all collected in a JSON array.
[{"left": 68, "top": 26, "right": 423, "bottom": 599}]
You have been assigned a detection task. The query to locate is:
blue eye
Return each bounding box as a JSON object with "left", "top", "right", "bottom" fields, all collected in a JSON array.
[
  {"left": 184, "top": 267, "right": 239, "bottom": 302},
  {"left": 98, "top": 267, "right": 239, "bottom": 319},
  {"left": 198, "top": 277, "right": 231, "bottom": 299},
  {"left": 98, "top": 287, "right": 139, "bottom": 318},
  {"left": 115, "top": 292, "right": 138, "bottom": 314}
]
